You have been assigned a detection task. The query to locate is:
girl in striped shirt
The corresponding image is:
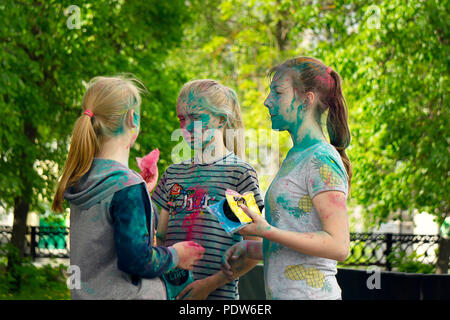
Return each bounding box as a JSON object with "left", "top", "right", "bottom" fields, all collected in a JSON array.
[{"left": 152, "top": 79, "right": 264, "bottom": 300}]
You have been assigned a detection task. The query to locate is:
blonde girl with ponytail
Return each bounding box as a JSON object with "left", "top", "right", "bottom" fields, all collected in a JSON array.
[
  {"left": 53, "top": 75, "right": 204, "bottom": 300},
  {"left": 222, "top": 57, "right": 352, "bottom": 300},
  {"left": 151, "top": 79, "right": 264, "bottom": 300}
]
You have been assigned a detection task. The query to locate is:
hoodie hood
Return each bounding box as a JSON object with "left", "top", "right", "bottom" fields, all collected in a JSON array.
[{"left": 64, "top": 158, "right": 144, "bottom": 211}]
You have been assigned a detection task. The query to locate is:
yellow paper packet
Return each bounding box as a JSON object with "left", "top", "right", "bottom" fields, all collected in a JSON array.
[{"left": 225, "top": 189, "right": 261, "bottom": 223}]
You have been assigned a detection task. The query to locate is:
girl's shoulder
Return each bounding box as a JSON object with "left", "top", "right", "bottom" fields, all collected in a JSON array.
[
  {"left": 164, "top": 152, "right": 256, "bottom": 172},
  {"left": 218, "top": 152, "right": 258, "bottom": 173},
  {"left": 306, "top": 142, "right": 348, "bottom": 181},
  {"left": 91, "top": 158, "right": 144, "bottom": 184},
  {"left": 163, "top": 158, "right": 195, "bottom": 171}
]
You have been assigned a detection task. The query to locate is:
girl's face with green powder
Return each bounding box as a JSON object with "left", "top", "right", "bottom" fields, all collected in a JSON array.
[
  {"left": 264, "top": 71, "right": 309, "bottom": 132},
  {"left": 177, "top": 91, "right": 225, "bottom": 150}
]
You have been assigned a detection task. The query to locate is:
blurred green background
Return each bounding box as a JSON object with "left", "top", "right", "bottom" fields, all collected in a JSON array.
[{"left": 0, "top": 0, "right": 448, "bottom": 299}]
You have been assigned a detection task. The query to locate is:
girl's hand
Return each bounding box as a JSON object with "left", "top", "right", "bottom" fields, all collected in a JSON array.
[
  {"left": 145, "top": 165, "right": 159, "bottom": 193},
  {"left": 238, "top": 204, "right": 272, "bottom": 237},
  {"left": 172, "top": 241, "right": 205, "bottom": 270},
  {"left": 221, "top": 241, "right": 248, "bottom": 280},
  {"left": 176, "top": 278, "right": 211, "bottom": 300}
]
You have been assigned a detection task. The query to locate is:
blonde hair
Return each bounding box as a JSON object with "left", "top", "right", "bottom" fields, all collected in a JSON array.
[
  {"left": 52, "top": 75, "right": 145, "bottom": 212},
  {"left": 177, "top": 79, "right": 245, "bottom": 158}
]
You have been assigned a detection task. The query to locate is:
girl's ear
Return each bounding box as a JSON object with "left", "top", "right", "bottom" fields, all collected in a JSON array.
[
  {"left": 304, "top": 91, "right": 315, "bottom": 107},
  {"left": 128, "top": 109, "right": 139, "bottom": 128}
]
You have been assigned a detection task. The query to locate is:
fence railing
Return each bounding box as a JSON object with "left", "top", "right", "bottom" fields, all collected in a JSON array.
[
  {"left": 340, "top": 232, "right": 442, "bottom": 271},
  {"left": 0, "top": 226, "right": 444, "bottom": 271},
  {"left": 0, "top": 225, "right": 69, "bottom": 259}
]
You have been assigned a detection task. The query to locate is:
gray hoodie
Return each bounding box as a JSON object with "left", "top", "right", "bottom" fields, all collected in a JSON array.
[{"left": 64, "top": 158, "right": 175, "bottom": 299}]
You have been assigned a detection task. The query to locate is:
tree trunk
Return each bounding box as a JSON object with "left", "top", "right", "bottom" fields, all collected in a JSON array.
[
  {"left": 436, "top": 236, "right": 450, "bottom": 274},
  {"left": 10, "top": 196, "right": 31, "bottom": 259},
  {"left": 7, "top": 119, "right": 36, "bottom": 292},
  {"left": 6, "top": 197, "right": 30, "bottom": 292},
  {"left": 9, "top": 120, "right": 37, "bottom": 259}
]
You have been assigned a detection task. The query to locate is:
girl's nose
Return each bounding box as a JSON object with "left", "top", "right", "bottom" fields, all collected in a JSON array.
[
  {"left": 264, "top": 96, "right": 273, "bottom": 111},
  {"left": 185, "top": 120, "right": 194, "bottom": 133}
]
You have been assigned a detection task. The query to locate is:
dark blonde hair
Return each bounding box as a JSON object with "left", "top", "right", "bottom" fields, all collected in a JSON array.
[
  {"left": 177, "top": 79, "right": 245, "bottom": 158},
  {"left": 52, "top": 75, "right": 145, "bottom": 212},
  {"left": 269, "top": 57, "right": 352, "bottom": 190}
]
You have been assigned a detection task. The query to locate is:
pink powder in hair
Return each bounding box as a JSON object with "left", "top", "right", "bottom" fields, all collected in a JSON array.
[{"left": 316, "top": 74, "right": 334, "bottom": 89}]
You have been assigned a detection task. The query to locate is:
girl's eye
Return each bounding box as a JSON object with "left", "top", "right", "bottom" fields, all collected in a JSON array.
[{"left": 271, "top": 89, "right": 281, "bottom": 95}]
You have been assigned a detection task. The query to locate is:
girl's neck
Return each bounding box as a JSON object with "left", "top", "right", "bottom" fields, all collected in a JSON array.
[
  {"left": 289, "top": 118, "right": 326, "bottom": 151},
  {"left": 195, "top": 136, "right": 229, "bottom": 164},
  {"left": 96, "top": 136, "right": 130, "bottom": 167}
]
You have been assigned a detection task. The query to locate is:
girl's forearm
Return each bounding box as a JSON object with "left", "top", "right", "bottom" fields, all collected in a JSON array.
[
  {"left": 262, "top": 227, "right": 349, "bottom": 261},
  {"left": 155, "top": 231, "right": 166, "bottom": 246},
  {"left": 245, "top": 240, "right": 263, "bottom": 260},
  {"left": 209, "top": 257, "right": 261, "bottom": 290},
  {"left": 156, "top": 208, "right": 170, "bottom": 246}
]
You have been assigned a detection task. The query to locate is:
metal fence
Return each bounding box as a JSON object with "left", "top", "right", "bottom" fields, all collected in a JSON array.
[
  {"left": 0, "top": 225, "right": 69, "bottom": 259},
  {"left": 0, "top": 226, "right": 444, "bottom": 270},
  {"left": 340, "top": 232, "right": 442, "bottom": 271}
]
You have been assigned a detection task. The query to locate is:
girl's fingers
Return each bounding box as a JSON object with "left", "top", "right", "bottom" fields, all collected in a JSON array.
[
  {"left": 177, "top": 287, "right": 193, "bottom": 300},
  {"left": 222, "top": 247, "right": 237, "bottom": 270},
  {"left": 222, "top": 252, "right": 232, "bottom": 270},
  {"left": 220, "top": 256, "right": 234, "bottom": 279},
  {"left": 222, "top": 269, "right": 234, "bottom": 280},
  {"left": 239, "top": 204, "right": 258, "bottom": 220}
]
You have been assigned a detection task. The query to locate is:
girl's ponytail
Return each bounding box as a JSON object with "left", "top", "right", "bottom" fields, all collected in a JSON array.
[
  {"left": 52, "top": 75, "right": 144, "bottom": 213},
  {"left": 223, "top": 87, "right": 245, "bottom": 159},
  {"left": 327, "top": 70, "right": 353, "bottom": 190},
  {"left": 52, "top": 112, "right": 99, "bottom": 212}
]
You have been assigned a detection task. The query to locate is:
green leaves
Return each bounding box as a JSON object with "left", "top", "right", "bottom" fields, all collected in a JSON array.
[
  {"left": 169, "top": 0, "right": 449, "bottom": 230},
  {"left": 0, "top": 0, "right": 191, "bottom": 213},
  {"left": 1, "top": 0, "right": 447, "bottom": 232}
]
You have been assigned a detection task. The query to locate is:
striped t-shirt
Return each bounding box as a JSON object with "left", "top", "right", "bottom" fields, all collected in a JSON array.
[{"left": 151, "top": 151, "right": 264, "bottom": 300}]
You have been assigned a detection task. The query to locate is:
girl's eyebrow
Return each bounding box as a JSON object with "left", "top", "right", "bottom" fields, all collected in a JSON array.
[
  {"left": 178, "top": 112, "right": 200, "bottom": 118},
  {"left": 271, "top": 84, "right": 287, "bottom": 91}
]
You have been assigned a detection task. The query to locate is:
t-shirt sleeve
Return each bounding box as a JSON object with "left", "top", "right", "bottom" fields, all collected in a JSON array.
[
  {"left": 151, "top": 170, "right": 169, "bottom": 211},
  {"left": 110, "top": 183, "right": 178, "bottom": 278},
  {"left": 306, "top": 151, "right": 348, "bottom": 200},
  {"left": 236, "top": 166, "right": 265, "bottom": 211}
]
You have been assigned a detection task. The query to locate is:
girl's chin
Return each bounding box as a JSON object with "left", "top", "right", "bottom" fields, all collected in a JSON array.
[
  {"left": 186, "top": 139, "right": 208, "bottom": 150},
  {"left": 270, "top": 118, "right": 291, "bottom": 131},
  {"left": 271, "top": 123, "right": 285, "bottom": 131}
]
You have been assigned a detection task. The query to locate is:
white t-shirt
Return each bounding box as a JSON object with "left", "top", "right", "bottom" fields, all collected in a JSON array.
[{"left": 263, "top": 141, "right": 348, "bottom": 300}]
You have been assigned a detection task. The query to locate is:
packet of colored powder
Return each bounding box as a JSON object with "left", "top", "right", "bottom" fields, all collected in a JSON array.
[
  {"left": 208, "top": 189, "right": 262, "bottom": 235},
  {"left": 161, "top": 268, "right": 194, "bottom": 300}
]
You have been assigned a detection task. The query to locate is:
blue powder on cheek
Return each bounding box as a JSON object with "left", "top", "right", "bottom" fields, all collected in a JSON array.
[{"left": 290, "top": 96, "right": 296, "bottom": 112}]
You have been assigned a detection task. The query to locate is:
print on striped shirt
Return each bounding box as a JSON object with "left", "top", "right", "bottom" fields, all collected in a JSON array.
[{"left": 152, "top": 152, "right": 264, "bottom": 300}]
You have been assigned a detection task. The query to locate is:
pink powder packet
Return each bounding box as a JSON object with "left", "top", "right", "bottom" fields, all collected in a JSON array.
[{"left": 136, "top": 148, "right": 160, "bottom": 182}]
